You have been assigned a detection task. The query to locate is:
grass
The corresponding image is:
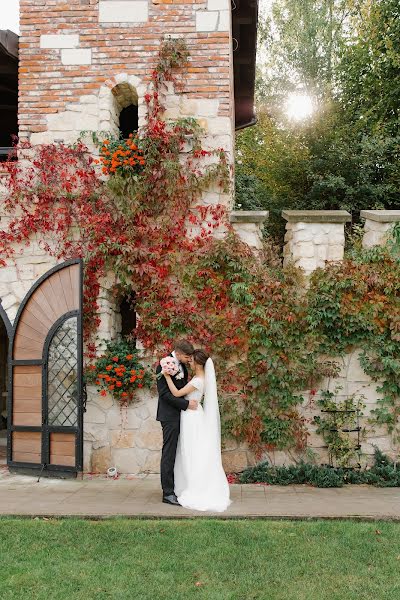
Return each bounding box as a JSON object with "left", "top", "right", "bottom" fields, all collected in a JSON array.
[{"left": 2, "top": 518, "right": 400, "bottom": 599}]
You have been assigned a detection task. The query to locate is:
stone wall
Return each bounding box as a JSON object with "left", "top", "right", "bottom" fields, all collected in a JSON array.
[
  {"left": 361, "top": 210, "right": 400, "bottom": 248},
  {"left": 0, "top": 170, "right": 56, "bottom": 324},
  {"left": 84, "top": 384, "right": 259, "bottom": 475},
  {"left": 272, "top": 209, "right": 400, "bottom": 467},
  {"left": 3, "top": 152, "right": 400, "bottom": 474},
  {"left": 84, "top": 386, "right": 163, "bottom": 474},
  {"left": 229, "top": 210, "right": 268, "bottom": 251},
  {"left": 283, "top": 210, "right": 351, "bottom": 277},
  {"left": 300, "top": 349, "right": 396, "bottom": 466}
]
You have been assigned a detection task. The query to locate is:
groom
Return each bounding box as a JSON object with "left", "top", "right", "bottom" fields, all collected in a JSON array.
[{"left": 156, "top": 339, "right": 198, "bottom": 506}]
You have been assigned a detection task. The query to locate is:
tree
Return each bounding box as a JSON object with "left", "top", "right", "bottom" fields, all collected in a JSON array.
[
  {"left": 257, "top": 0, "right": 351, "bottom": 107},
  {"left": 238, "top": 0, "right": 400, "bottom": 242},
  {"left": 236, "top": 110, "right": 310, "bottom": 238},
  {"left": 338, "top": 0, "right": 400, "bottom": 135}
]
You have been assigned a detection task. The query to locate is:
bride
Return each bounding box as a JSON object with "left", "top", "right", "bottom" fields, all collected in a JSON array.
[{"left": 162, "top": 349, "right": 231, "bottom": 512}]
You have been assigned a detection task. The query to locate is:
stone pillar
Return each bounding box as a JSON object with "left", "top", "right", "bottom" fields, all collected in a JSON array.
[
  {"left": 229, "top": 210, "right": 269, "bottom": 250},
  {"left": 282, "top": 210, "right": 351, "bottom": 276},
  {"left": 361, "top": 210, "right": 400, "bottom": 248}
]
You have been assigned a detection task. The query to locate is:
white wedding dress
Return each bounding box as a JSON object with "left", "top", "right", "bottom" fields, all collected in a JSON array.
[{"left": 174, "top": 358, "right": 232, "bottom": 512}]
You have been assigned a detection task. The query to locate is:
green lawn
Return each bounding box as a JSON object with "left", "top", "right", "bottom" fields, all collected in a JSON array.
[{"left": 2, "top": 518, "right": 400, "bottom": 600}]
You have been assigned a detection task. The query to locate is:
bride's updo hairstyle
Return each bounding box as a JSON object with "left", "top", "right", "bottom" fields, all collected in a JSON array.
[{"left": 192, "top": 349, "right": 209, "bottom": 366}]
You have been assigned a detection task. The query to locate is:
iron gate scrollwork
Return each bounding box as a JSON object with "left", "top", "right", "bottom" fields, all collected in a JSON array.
[{"left": 46, "top": 315, "right": 79, "bottom": 428}]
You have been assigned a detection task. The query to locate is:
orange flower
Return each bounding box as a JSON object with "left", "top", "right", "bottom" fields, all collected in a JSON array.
[
  {"left": 112, "top": 356, "right": 119, "bottom": 362},
  {"left": 121, "top": 392, "right": 128, "bottom": 398},
  {"left": 138, "top": 384, "right": 143, "bottom": 388},
  {"left": 103, "top": 139, "right": 109, "bottom": 145},
  {"left": 96, "top": 379, "right": 100, "bottom": 385},
  {"left": 100, "top": 390, "right": 107, "bottom": 397},
  {"left": 108, "top": 385, "right": 115, "bottom": 391},
  {"left": 126, "top": 354, "right": 133, "bottom": 360},
  {"left": 130, "top": 376, "right": 136, "bottom": 383},
  {"left": 116, "top": 381, "right": 122, "bottom": 387},
  {"left": 106, "top": 365, "right": 113, "bottom": 371}
]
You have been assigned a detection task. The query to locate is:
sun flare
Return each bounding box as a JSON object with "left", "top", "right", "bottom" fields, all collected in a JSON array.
[{"left": 286, "top": 93, "right": 315, "bottom": 121}]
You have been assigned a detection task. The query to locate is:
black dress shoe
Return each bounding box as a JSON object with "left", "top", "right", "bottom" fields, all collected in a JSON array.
[{"left": 162, "top": 493, "right": 181, "bottom": 506}]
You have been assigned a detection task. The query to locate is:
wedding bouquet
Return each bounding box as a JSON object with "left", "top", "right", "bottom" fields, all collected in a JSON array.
[{"left": 157, "top": 356, "right": 180, "bottom": 380}]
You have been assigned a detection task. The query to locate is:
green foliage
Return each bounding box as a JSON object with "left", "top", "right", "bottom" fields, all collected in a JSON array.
[
  {"left": 257, "top": 0, "right": 350, "bottom": 104},
  {"left": 239, "top": 0, "right": 400, "bottom": 243},
  {"left": 313, "top": 388, "right": 365, "bottom": 467},
  {"left": 235, "top": 110, "right": 310, "bottom": 240},
  {"left": 337, "top": 0, "right": 400, "bottom": 136},
  {"left": 239, "top": 446, "right": 400, "bottom": 487},
  {"left": 307, "top": 238, "right": 400, "bottom": 444}
]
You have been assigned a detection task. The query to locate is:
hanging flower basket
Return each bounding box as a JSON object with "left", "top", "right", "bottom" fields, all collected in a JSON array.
[
  {"left": 95, "top": 133, "right": 145, "bottom": 177},
  {"left": 86, "top": 338, "right": 152, "bottom": 406}
]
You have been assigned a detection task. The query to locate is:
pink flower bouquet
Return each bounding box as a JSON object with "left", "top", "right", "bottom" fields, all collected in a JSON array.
[{"left": 157, "top": 356, "right": 180, "bottom": 379}]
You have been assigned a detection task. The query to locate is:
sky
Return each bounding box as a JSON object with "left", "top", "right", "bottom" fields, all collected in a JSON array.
[
  {"left": 2, "top": 0, "right": 271, "bottom": 37},
  {"left": 2, "top": 0, "right": 19, "bottom": 34}
]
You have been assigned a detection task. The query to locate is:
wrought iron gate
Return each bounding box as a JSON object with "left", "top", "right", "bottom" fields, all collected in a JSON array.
[{"left": 7, "top": 259, "right": 83, "bottom": 475}]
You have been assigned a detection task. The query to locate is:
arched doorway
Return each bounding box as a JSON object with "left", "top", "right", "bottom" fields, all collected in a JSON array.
[
  {"left": 7, "top": 259, "right": 83, "bottom": 477},
  {"left": 0, "top": 304, "right": 11, "bottom": 465}
]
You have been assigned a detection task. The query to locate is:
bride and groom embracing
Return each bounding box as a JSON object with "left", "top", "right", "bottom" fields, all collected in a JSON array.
[{"left": 156, "top": 339, "right": 231, "bottom": 512}]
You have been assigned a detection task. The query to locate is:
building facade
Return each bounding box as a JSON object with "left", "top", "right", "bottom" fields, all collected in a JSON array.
[{"left": 0, "top": 1, "right": 260, "bottom": 476}]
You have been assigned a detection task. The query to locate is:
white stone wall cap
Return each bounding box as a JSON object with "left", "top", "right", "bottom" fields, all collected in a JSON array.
[
  {"left": 360, "top": 210, "right": 400, "bottom": 223},
  {"left": 99, "top": 1, "right": 149, "bottom": 23},
  {"left": 196, "top": 10, "right": 219, "bottom": 32},
  {"left": 218, "top": 10, "right": 231, "bottom": 31},
  {"left": 61, "top": 48, "right": 92, "bottom": 66},
  {"left": 208, "top": 0, "right": 230, "bottom": 9},
  {"left": 230, "top": 210, "right": 269, "bottom": 223},
  {"left": 40, "top": 34, "right": 80, "bottom": 49},
  {"left": 282, "top": 210, "right": 351, "bottom": 223}
]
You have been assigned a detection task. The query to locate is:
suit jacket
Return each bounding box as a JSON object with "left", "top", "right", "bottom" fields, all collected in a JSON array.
[{"left": 156, "top": 357, "right": 189, "bottom": 422}]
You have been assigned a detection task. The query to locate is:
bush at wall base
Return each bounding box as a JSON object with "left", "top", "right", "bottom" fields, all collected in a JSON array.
[{"left": 238, "top": 447, "right": 400, "bottom": 488}]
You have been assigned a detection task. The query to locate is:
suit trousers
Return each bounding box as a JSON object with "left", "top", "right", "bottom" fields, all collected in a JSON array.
[{"left": 160, "top": 420, "right": 180, "bottom": 496}]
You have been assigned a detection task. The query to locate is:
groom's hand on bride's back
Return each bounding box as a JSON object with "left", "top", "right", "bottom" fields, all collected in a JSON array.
[{"left": 188, "top": 400, "right": 198, "bottom": 410}]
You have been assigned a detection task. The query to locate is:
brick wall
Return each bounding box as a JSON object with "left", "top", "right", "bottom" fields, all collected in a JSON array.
[{"left": 19, "top": 0, "right": 234, "bottom": 168}]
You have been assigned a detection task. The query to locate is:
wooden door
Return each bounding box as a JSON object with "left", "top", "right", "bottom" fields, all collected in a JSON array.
[{"left": 8, "top": 259, "right": 83, "bottom": 475}]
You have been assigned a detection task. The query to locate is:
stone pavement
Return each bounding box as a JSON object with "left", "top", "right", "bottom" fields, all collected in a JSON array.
[{"left": 0, "top": 467, "right": 399, "bottom": 520}]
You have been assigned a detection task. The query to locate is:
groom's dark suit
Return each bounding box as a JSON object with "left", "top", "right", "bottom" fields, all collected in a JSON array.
[{"left": 156, "top": 356, "right": 189, "bottom": 497}]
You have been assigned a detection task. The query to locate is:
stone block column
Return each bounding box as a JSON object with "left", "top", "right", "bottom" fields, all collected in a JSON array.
[
  {"left": 361, "top": 210, "right": 400, "bottom": 248},
  {"left": 283, "top": 210, "right": 351, "bottom": 276},
  {"left": 229, "top": 210, "right": 269, "bottom": 250}
]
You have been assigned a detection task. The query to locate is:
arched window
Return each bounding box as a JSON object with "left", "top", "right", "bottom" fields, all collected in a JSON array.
[
  {"left": 119, "top": 293, "right": 137, "bottom": 338},
  {"left": 111, "top": 82, "right": 138, "bottom": 139}
]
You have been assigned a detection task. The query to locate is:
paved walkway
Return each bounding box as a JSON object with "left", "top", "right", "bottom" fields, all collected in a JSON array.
[{"left": 0, "top": 467, "right": 399, "bottom": 520}]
